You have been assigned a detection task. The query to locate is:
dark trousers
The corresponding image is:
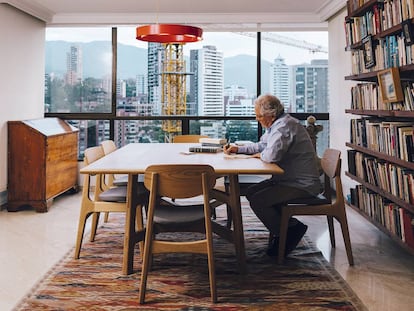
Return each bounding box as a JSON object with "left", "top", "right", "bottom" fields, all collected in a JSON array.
[{"left": 245, "top": 180, "right": 312, "bottom": 236}]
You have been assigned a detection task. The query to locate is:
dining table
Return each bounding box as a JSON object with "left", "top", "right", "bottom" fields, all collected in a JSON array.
[{"left": 80, "top": 142, "right": 284, "bottom": 275}]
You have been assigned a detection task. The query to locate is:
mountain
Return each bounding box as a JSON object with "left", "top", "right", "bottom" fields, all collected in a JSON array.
[
  {"left": 224, "top": 54, "right": 271, "bottom": 94},
  {"left": 45, "top": 41, "right": 271, "bottom": 95},
  {"left": 45, "top": 41, "right": 147, "bottom": 79}
]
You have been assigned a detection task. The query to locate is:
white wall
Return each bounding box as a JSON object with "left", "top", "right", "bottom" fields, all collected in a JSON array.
[
  {"left": 0, "top": 4, "right": 45, "bottom": 205},
  {"left": 328, "top": 8, "right": 358, "bottom": 198},
  {"left": 0, "top": 3, "right": 355, "bottom": 205}
]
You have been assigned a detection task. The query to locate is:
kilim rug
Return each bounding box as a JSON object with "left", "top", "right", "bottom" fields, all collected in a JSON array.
[{"left": 14, "top": 204, "right": 367, "bottom": 311}]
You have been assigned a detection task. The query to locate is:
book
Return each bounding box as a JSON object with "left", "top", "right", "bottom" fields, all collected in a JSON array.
[
  {"left": 189, "top": 146, "right": 222, "bottom": 153},
  {"left": 400, "top": 208, "right": 414, "bottom": 249},
  {"left": 198, "top": 138, "right": 227, "bottom": 145}
]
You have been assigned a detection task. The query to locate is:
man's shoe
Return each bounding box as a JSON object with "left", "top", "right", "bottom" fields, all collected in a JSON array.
[
  {"left": 266, "top": 222, "right": 308, "bottom": 257},
  {"left": 285, "top": 221, "right": 308, "bottom": 255},
  {"left": 266, "top": 236, "right": 279, "bottom": 257}
]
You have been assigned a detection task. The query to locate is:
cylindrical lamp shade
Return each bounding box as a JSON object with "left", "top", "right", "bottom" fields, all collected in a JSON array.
[{"left": 136, "top": 24, "right": 203, "bottom": 43}]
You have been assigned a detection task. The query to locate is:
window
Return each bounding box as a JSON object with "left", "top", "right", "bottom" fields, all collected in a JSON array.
[{"left": 45, "top": 28, "right": 329, "bottom": 156}]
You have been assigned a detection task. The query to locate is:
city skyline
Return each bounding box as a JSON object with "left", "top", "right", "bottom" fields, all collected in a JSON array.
[{"left": 46, "top": 27, "right": 328, "bottom": 65}]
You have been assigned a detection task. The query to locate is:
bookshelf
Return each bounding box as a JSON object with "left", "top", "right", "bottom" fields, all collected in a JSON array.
[{"left": 344, "top": 0, "right": 414, "bottom": 254}]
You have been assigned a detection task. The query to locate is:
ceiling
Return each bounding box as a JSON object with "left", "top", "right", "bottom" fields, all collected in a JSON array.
[{"left": 3, "top": 0, "right": 346, "bottom": 31}]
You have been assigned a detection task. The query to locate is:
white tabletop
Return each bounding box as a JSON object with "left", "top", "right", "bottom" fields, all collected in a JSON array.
[{"left": 80, "top": 143, "right": 283, "bottom": 176}]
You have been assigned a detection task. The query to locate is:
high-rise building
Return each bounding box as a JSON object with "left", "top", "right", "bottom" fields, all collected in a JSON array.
[
  {"left": 270, "top": 56, "right": 291, "bottom": 111},
  {"left": 65, "top": 45, "right": 82, "bottom": 85},
  {"left": 290, "top": 59, "right": 329, "bottom": 156},
  {"left": 290, "top": 59, "right": 328, "bottom": 113},
  {"left": 147, "top": 42, "right": 163, "bottom": 114},
  {"left": 189, "top": 45, "right": 224, "bottom": 116}
]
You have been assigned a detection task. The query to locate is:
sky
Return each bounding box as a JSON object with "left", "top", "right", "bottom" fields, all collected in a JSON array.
[{"left": 46, "top": 27, "right": 328, "bottom": 65}]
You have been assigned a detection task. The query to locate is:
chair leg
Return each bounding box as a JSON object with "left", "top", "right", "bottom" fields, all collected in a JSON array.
[
  {"left": 327, "top": 215, "right": 336, "bottom": 248},
  {"left": 74, "top": 211, "right": 90, "bottom": 259},
  {"left": 338, "top": 216, "right": 354, "bottom": 266},
  {"left": 104, "top": 211, "right": 110, "bottom": 222},
  {"left": 89, "top": 212, "right": 101, "bottom": 242},
  {"left": 207, "top": 237, "right": 217, "bottom": 303},
  {"left": 139, "top": 206, "right": 155, "bottom": 304},
  {"left": 135, "top": 205, "right": 145, "bottom": 254},
  {"left": 277, "top": 209, "right": 290, "bottom": 264}
]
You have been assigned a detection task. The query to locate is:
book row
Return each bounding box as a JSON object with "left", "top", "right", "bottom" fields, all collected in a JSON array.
[
  {"left": 348, "top": 150, "right": 414, "bottom": 204},
  {"left": 350, "top": 34, "right": 414, "bottom": 75},
  {"left": 349, "top": 184, "right": 414, "bottom": 249},
  {"left": 350, "top": 80, "right": 414, "bottom": 111},
  {"left": 346, "top": 0, "right": 413, "bottom": 46},
  {"left": 350, "top": 118, "right": 414, "bottom": 161}
]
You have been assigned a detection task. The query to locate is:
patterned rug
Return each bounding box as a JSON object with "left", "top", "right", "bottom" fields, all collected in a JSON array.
[{"left": 14, "top": 205, "right": 367, "bottom": 311}]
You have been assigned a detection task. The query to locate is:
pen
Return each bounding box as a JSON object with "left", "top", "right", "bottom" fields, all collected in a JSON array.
[{"left": 226, "top": 138, "right": 231, "bottom": 149}]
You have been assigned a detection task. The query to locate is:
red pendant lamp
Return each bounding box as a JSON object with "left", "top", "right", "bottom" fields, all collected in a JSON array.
[{"left": 136, "top": 24, "right": 203, "bottom": 43}]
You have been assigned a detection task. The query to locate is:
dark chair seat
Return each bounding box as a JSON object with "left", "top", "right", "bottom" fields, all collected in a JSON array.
[
  {"left": 113, "top": 174, "right": 145, "bottom": 187},
  {"left": 98, "top": 183, "right": 148, "bottom": 202},
  {"left": 286, "top": 193, "right": 330, "bottom": 205}
]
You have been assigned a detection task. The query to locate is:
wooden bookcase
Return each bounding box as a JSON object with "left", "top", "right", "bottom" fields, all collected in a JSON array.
[
  {"left": 7, "top": 118, "right": 79, "bottom": 212},
  {"left": 344, "top": 0, "right": 414, "bottom": 254}
]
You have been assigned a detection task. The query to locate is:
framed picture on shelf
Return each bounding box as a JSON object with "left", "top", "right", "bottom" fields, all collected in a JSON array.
[
  {"left": 402, "top": 20, "right": 414, "bottom": 45},
  {"left": 377, "top": 68, "right": 404, "bottom": 104},
  {"left": 362, "top": 35, "right": 375, "bottom": 69}
]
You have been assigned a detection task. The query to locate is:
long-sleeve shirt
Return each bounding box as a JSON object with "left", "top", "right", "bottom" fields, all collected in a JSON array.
[{"left": 237, "top": 113, "right": 321, "bottom": 195}]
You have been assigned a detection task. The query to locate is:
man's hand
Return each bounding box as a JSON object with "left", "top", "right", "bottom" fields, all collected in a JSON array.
[{"left": 223, "top": 144, "right": 239, "bottom": 154}]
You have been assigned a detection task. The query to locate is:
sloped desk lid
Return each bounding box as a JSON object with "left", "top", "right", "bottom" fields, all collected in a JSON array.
[{"left": 22, "top": 118, "right": 78, "bottom": 136}]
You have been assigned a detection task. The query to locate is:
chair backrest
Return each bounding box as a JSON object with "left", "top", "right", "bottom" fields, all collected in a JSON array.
[
  {"left": 320, "top": 148, "right": 343, "bottom": 204},
  {"left": 101, "top": 140, "right": 117, "bottom": 155},
  {"left": 84, "top": 145, "right": 105, "bottom": 165},
  {"left": 144, "top": 164, "right": 216, "bottom": 199},
  {"left": 172, "top": 135, "right": 209, "bottom": 143}
]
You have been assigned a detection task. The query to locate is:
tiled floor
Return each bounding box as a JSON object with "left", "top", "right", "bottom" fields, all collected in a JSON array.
[{"left": 1, "top": 192, "right": 414, "bottom": 311}]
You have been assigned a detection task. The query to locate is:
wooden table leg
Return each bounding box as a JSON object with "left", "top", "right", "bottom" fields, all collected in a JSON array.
[
  {"left": 123, "top": 174, "right": 138, "bottom": 275},
  {"left": 227, "top": 174, "right": 247, "bottom": 274}
]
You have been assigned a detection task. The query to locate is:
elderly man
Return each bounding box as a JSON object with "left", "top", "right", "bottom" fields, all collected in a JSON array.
[{"left": 224, "top": 94, "right": 321, "bottom": 256}]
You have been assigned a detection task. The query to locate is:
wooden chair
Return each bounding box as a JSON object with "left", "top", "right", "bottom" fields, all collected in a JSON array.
[
  {"left": 171, "top": 135, "right": 226, "bottom": 222},
  {"left": 100, "top": 140, "right": 128, "bottom": 187},
  {"left": 74, "top": 146, "right": 148, "bottom": 260},
  {"left": 172, "top": 134, "right": 208, "bottom": 143},
  {"left": 100, "top": 140, "right": 146, "bottom": 223},
  {"left": 139, "top": 164, "right": 218, "bottom": 304},
  {"left": 277, "top": 148, "right": 354, "bottom": 265}
]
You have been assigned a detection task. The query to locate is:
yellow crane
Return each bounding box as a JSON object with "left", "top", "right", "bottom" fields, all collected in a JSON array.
[{"left": 160, "top": 43, "right": 188, "bottom": 143}]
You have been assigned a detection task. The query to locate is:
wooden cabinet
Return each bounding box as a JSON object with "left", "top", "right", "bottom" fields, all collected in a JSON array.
[
  {"left": 344, "top": 1, "right": 414, "bottom": 254},
  {"left": 7, "top": 118, "right": 79, "bottom": 212}
]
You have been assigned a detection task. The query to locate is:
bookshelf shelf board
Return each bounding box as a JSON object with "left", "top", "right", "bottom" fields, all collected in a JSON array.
[
  {"left": 345, "top": 172, "right": 414, "bottom": 214},
  {"left": 347, "top": 203, "right": 414, "bottom": 255},
  {"left": 344, "top": 109, "right": 395, "bottom": 117},
  {"left": 347, "top": 0, "right": 377, "bottom": 18},
  {"left": 346, "top": 142, "right": 414, "bottom": 170},
  {"left": 345, "top": 72, "right": 377, "bottom": 81}
]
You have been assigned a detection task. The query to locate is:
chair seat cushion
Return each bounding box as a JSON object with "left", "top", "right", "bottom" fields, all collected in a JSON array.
[
  {"left": 98, "top": 182, "right": 148, "bottom": 202},
  {"left": 286, "top": 193, "right": 330, "bottom": 205},
  {"left": 99, "top": 186, "right": 127, "bottom": 202},
  {"left": 154, "top": 203, "right": 205, "bottom": 226},
  {"left": 113, "top": 174, "right": 144, "bottom": 186}
]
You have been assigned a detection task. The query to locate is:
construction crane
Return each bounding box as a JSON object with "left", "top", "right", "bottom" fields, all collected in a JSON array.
[
  {"left": 159, "top": 32, "right": 327, "bottom": 142},
  {"left": 235, "top": 32, "right": 328, "bottom": 54},
  {"left": 160, "top": 43, "right": 188, "bottom": 143}
]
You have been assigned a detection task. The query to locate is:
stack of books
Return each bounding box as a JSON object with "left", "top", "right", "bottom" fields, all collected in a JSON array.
[
  {"left": 188, "top": 138, "right": 227, "bottom": 153},
  {"left": 199, "top": 137, "right": 227, "bottom": 147}
]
